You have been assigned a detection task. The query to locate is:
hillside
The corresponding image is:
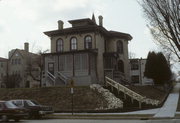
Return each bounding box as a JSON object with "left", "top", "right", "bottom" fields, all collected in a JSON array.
[{"left": 0, "top": 86, "right": 109, "bottom": 112}]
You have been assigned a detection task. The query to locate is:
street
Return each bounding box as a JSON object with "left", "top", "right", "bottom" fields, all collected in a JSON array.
[{"left": 5, "top": 119, "right": 180, "bottom": 123}]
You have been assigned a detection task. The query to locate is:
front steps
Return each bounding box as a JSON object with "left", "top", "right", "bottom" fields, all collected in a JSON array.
[{"left": 105, "top": 76, "right": 160, "bottom": 111}]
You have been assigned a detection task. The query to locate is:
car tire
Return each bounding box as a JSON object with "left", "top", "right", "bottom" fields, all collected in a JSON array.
[{"left": 1, "top": 115, "right": 8, "bottom": 122}]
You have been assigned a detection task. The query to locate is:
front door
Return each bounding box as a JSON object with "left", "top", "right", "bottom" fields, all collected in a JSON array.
[
  {"left": 48, "top": 62, "right": 54, "bottom": 75},
  {"left": 118, "top": 60, "right": 124, "bottom": 73}
]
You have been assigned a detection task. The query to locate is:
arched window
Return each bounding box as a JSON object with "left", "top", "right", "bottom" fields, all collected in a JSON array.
[
  {"left": 70, "top": 37, "right": 77, "bottom": 50},
  {"left": 117, "top": 40, "right": 123, "bottom": 53},
  {"left": 56, "top": 39, "right": 63, "bottom": 52},
  {"left": 84, "top": 35, "right": 92, "bottom": 49}
]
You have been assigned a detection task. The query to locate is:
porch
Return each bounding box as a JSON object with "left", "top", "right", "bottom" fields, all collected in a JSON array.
[{"left": 42, "top": 50, "right": 97, "bottom": 86}]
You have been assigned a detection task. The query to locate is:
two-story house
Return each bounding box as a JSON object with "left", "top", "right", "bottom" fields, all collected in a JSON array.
[
  {"left": 0, "top": 57, "right": 8, "bottom": 87},
  {"left": 42, "top": 15, "right": 132, "bottom": 86},
  {"left": 8, "top": 43, "right": 40, "bottom": 88}
]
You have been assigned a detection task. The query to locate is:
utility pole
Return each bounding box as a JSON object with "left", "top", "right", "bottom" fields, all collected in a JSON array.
[{"left": 70, "top": 79, "right": 74, "bottom": 115}]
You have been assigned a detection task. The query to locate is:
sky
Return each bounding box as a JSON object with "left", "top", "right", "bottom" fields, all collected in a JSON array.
[{"left": 0, "top": 0, "right": 159, "bottom": 59}]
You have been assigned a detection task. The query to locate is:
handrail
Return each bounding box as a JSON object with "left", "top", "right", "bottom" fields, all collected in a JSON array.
[
  {"left": 57, "top": 71, "right": 69, "bottom": 85},
  {"left": 47, "top": 71, "right": 55, "bottom": 85},
  {"left": 105, "top": 76, "right": 160, "bottom": 106},
  {"left": 105, "top": 76, "right": 145, "bottom": 101}
]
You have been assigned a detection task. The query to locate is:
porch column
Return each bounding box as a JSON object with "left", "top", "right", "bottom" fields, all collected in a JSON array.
[
  {"left": 73, "top": 53, "right": 75, "bottom": 76},
  {"left": 88, "top": 53, "right": 91, "bottom": 75}
]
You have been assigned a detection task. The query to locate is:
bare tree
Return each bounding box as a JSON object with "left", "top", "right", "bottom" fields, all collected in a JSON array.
[
  {"left": 26, "top": 49, "right": 49, "bottom": 87},
  {"left": 129, "top": 52, "right": 137, "bottom": 59},
  {"left": 139, "top": 0, "right": 180, "bottom": 61}
]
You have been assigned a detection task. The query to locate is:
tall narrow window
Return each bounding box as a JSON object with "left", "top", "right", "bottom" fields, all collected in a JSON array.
[
  {"left": 84, "top": 35, "right": 92, "bottom": 49},
  {"left": 56, "top": 39, "right": 63, "bottom": 52},
  {"left": 117, "top": 40, "right": 123, "bottom": 53},
  {"left": 70, "top": 37, "right": 77, "bottom": 50}
]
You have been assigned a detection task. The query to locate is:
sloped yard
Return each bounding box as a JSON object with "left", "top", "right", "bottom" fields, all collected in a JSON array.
[
  {"left": 0, "top": 86, "right": 109, "bottom": 112},
  {"left": 0, "top": 85, "right": 169, "bottom": 112},
  {"left": 127, "top": 85, "right": 168, "bottom": 103}
]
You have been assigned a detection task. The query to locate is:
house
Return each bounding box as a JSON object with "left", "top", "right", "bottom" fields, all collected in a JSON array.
[
  {"left": 0, "top": 57, "right": 8, "bottom": 87},
  {"left": 8, "top": 43, "right": 40, "bottom": 88},
  {"left": 130, "top": 58, "right": 153, "bottom": 85},
  {"left": 42, "top": 15, "right": 132, "bottom": 86}
]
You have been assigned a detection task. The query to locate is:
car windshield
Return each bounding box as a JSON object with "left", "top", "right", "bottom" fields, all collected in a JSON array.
[
  {"left": 5, "top": 101, "right": 18, "bottom": 109},
  {"left": 26, "top": 100, "right": 37, "bottom": 106},
  {"left": 30, "top": 100, "right": 40, "bottom": 105}
]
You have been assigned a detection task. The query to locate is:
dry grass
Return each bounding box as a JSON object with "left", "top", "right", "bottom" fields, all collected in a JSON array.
[
  {"left": 127, "top": 85, "right": 167, "bottom": 101},
  {"left": 0, "top": 86, "right": 108, "bottom": 112}
]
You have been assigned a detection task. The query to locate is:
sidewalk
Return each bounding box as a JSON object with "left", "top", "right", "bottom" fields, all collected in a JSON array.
[{"left": 154, "top": 83, "right": 180, "bottom": 118}]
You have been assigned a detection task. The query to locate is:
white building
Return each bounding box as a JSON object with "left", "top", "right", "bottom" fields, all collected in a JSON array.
[{"left": 130, "top": 58, "right": 153, "bottom": 85}]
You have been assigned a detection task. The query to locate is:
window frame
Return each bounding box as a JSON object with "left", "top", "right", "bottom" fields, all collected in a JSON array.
[
  {"left": 56, "top": 38, "right": 64, "bottom": 52},
  {"left": 84, "top": 35, "right": 92, "bottom": 49},
  {"left": 117, "top": 40, "right": 123, "bottom": 53},
  {"left": 70, "top": 37, "right": 77, "bottom": 51}
]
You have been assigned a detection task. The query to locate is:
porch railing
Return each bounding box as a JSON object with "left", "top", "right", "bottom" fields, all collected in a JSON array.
[{"left": 47, "top": 71, "right": 55, "bottom": 85}]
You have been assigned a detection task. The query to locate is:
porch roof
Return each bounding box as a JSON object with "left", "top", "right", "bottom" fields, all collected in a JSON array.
[{"left": 42, "top": 49, "right": 98, "bottom": 56}]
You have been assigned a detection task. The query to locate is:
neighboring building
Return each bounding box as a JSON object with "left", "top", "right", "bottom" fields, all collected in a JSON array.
[
  {"left": 0, "top": 57, "right": 8, "bottom": 87},
  {"left": 130, "top": 58, "right": 153, "bottom": 85},
  {"left": 42, "top": 15, "right": 132, "bottom": 86},
  {"left": 8, "top": 43, "right": 40, "bottom": 88}
]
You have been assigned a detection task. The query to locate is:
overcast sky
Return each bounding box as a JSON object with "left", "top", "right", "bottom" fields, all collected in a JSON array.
[{"left": 0, "top": 0, "right": 158, "bottom": 58}]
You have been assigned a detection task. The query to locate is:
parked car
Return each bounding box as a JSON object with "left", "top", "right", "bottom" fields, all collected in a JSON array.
[
  {"left": 0, "top": 101, "right": 28, "bottom": 122},
  {"left": 10, "top": 99, "right": 54, "bottom": 118}
]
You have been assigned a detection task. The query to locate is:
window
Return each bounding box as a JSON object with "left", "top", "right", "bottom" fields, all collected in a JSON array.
[
  {"left": 70, "top": 37, "right": 77, "bottom": 50},
  {"left": 74, "top": 54, "right": 88, "bottom": 70},
  {"left": 56, "top": 39, "right": 63, "bottom": 52},
  {"left": 130, "top": 60, "right": 139, "bottom": 70},
  {"left": 117, "top": 40, "right": 123, "bottom": 53},
  {"left": 18, "top": 59, "right": 21, "bottom": 64},
  {"left": 84, "top": 35, "right": 92, "bottom": 49},
  {"left": 11, "top": 59, "right": 14, "bottom": 65},
  {"left": 1, "top": 62, "right": 3, "bottom": 68},
  {"left": 59, "top": 55, "right": 73, "bottom": 71}
]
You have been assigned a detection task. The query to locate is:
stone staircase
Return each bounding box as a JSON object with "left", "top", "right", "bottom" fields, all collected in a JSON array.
[{"left": 105, "top": 76, "right": 160, "bottom": 109}]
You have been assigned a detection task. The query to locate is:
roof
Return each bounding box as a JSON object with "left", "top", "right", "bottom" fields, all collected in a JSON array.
[
  {"left": 42, "top": 49, "right": 98, "bottom": 56},
  {"left": 44, "top": 18, "right": 132, "bottom": 41},
  {"left": 9, "top": 49, "right": 39, "bottom": 60},
  {"left": 0, "top": 57, "right": 8, "bottom": 61},
  {"left": 68, "top": 18, "right": 96, "bottom": 25}
]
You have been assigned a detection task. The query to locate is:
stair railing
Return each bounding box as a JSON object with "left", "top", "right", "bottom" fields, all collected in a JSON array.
[
  {"left": 105, "top": 76, "right": 160, "bottom": 107},
  {"left": 57, "top": 71, "right": 69, "bottom": 85},
  {"left": 47, "top": 71, "right": 55, "bottom": 85}
]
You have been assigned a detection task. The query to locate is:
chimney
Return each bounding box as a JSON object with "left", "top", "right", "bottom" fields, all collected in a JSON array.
[
  {"left": 24, "top": 42, "right": 29, "bottom": 52},
  {"left": 58, "top": 20, "right": 64, "bottom": 30},
  {"left": 98, "top": 15, "right": 103, "bottom": 26}
]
